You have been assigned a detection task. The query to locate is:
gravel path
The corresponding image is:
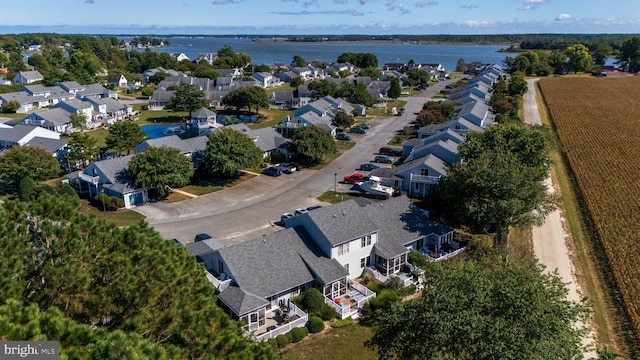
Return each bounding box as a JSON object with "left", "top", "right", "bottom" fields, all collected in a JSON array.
[{"left": 524, "top": 78, "right": 596, "bottom": 358}]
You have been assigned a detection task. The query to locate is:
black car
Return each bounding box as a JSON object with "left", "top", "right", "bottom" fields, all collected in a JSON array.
[
  {"left": 194, "top": 233, "right": 213, "bottom": 242},
  {"left": 359, "top": 163, "right": 381, "bottom": 171},
  {"left": 350, "top": 126, "right": 366, "bottom": 134},
  {"left": 336, "top": 133, "right": 352, "bottom": 140},
  {"left": 357, "top": 123, "right": 370, "bottom": 129},
  {"left": 263, "top": 166, "right": 282, "bottom": 176}
]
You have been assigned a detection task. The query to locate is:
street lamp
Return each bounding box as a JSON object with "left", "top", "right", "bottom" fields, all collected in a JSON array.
[{"left": 334, "top": 173, "right": 337, "bottom": 197}]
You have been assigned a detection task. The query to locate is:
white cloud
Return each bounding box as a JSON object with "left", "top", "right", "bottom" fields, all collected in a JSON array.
[
  {"left": 211, "top": 0, "right": 243, "bottom": 4},
  {"left": 334, "top": 0, "right": 348, "bottom": 3},
  {"left": 273, "top": 9, "right": 365, "bottom": 16},
  {"left": 555, "top": 13, "right": 571, "bottom": 21},
  {"left": 520, "top": 0, "right": 549, "bottom": 10},
  {"left": 460, "top": 4, "right": 478, "bottom": 9},
  {"left": 415, "top": 1, "right": 438, "bottom": 7}
]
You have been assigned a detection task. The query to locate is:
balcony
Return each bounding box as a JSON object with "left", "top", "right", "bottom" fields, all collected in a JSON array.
[
  {"left": 324, "top": 280, "right": 376, "bottom": 319},
  {"left": 254, "top": 302, "right": 308, "bottom": 342},
  {"left": 78, "top": 173, "right": 100, "bottom": 185},
  {"left": 410, "top": 173, "right": 441, "bottom": 185}
]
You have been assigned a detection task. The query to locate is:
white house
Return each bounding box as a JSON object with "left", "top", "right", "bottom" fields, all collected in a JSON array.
[
  {"left": 13, "top": 70, "right": 44, "bottom": 85},
  {"left": 107, "top": 74, "right": 128, "bottom": 88}
]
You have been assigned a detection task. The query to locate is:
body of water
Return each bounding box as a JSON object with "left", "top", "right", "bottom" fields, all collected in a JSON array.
[
  {"left": 141, "top": 124, "right": 200, "bottom": 139},
  {"left": 131, "top": 37, "right": 511, "bottom": 70}
]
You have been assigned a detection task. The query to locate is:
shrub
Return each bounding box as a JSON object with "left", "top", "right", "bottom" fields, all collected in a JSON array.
[
  {"left": 291, "top": 294, "right": 304, "bottom": 308},
  {"left": 307, "top": 316, "right": 325, "bottom": 334},
  {"left": 270, "top": 152, "right": 285, "bottom": 164},
  {"left": 368, "top": 289, "right": 399, "bottom": 313},
  {"left": 266, "top": 338, "right": 278, "bottom": 350},
  {"left": 385, "top": 276, "right": 404, "bottom": 293},
  {"left": 275, "top": 334, "right": 290, "bottom": 348},
  {"left": 331, "top": 317, "right": 354, "bottom": 328},
  {"left": 33, "top": 184, "right": 57, "bottom": 199},
  {"left": 302, "top": 288, "right": 324, "bottom": 314},
  {"left": 286, "top": 332, "right": 293, "bottom": 344},
  {"left": 290, "top": 327, "right": 308, "bottom": 343},
  {"left": 18, "top": 177, "right": 36, "bottom": 202},
  {"left": 58, "top": 184, "right": 79, "bottom": 199},
  {"left": 408, "top": 251, "right": 428, "bottom": 268},
  {"left": 318, "top": 303, "right": 338, "bottom": 321},
  {"left": 405, "top": 284, "right": 417, "bottom": 296},
  {"left": 366, "top": 279, "right": 384, "bottom": 293}
]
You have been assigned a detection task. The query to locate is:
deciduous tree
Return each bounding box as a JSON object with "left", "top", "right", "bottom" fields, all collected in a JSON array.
[
  {"left": 367, "top": 255, "right": 589, "bottom": 360},
  {"left": 308, "top": 79, "right": 338, "bottom": 99},
  {"left": 222, "top": 86, "right": 268, "bottom": 115},
  {"left": 290, "top": 126, "right": 337, "bottom": 164},
  {"left": 565, "top": 44, "right": 593, "bottom": 73},
  {"left": 292, "top": 55, "right": 307, "bottom": 67},
  {"left": 129, "top": 146, "right": 194, "bottom": 198},
  {"left": 205, "top": 127, "right": 262, "bottom": 178},
  {"left": 0, "top": 146, "right": 61, "bottom": 187},
  {"left": 617, "top": 36, "right": 640, "bottom": 73},
  {"left": 332, "top": 110, "right": 355, "bottom": 128},
  {"left": 387, "top": 77, "right": 401, "bottom": 99}
]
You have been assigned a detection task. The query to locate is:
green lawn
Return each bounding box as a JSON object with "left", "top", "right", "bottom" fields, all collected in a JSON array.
[
  {"left": 387, "top": 134, "right": 414, "bottom": 146},
  {"left": 280, "top": 324, "right": 378, "bottom": 360},
  {"left": 367, "top": 100, "right": 407, "bottom": 116},
  {"left": 307, "top": 151, "right": 342, "bottom": 170},
  {"left": 335, "top": 141, "right": 356, "bottom": 150},
  {"left": 0, "top": 113, "right": 26, "bottom": 119},
  {"left": 317, "top": 191, "right": 361, "bottom": 204},
  {"left": 178, "top": 183, "right": 224, "bottom": 196},
  {"left": 79, "top": 199, "right": 146, "bottom": 227},
  {"left": 247, "top": 108, "right": 293, "bottom": 130},
  {"left": 135, "top": 109, "right": 189, "bottom": 125}
]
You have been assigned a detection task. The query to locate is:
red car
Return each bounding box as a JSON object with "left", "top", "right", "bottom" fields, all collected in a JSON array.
[{"left": 343, "top": 173, "right": 365, "bottom": 184}]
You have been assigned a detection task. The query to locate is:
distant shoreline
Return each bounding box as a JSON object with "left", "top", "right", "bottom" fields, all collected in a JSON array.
[{"left": 253, "top": 39, "right": 515, "bottom": 46}]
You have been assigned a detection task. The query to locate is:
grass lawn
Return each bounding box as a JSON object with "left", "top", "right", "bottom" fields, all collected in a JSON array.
[
  {"left": 307, "top": 151, "right": 342, "bottom": 170},
  {"left": 135, "top": 109, "right": 189, "bottom": 125},
  {"left": 335, "top": 141, "right": 356, "bottom": 150},
  {"left": 247, "top": 108, "right": 293, "bottom": 130},
  {"left": 178, "top": 183, "right": 224, "bottom": 196},
  {"left": 280, "top": 324, "right": 377, "bottom": 360},
  {"left": 317, "top": 191, "right": 361, "bottom": 204},
  {"left": 367, "top": 100, "right": 407, "bottom": 117},
  {"left": 79, "top": 199, "right": 146, "bottom": 227},
  {"left": 387, "top": 134, "right": 414, "bottom": 146},
  {"left": 0, "top": 113, "right": 26, "bottom": 119},
  {"left": 164, "top": 191, "right": 193, "bottom": 203}
]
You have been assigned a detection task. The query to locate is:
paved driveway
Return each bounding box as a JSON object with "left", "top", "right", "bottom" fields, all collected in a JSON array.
[{"left": 135, "top": 80, "right": 456, "bottom": 245}]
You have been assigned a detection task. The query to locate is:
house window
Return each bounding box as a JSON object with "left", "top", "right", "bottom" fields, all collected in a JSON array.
[
  {"left": 343, "top": 263, "right": 349, "bottom": 273},
  {"left": 420, "top": 169, "right": 428, "bottom": 176},
  {"left": 361, "top": 234, "right": 372, "bottom": 247},
  {"left": 217, "top": 259, "right": 224, "bottom": 275},
  {"left": 360, "top": 256, "right": 371, "bottom": 268},
  {"left": 414, "top": 182, "right": 420, "bottom": 191},
  {"left": 337, "top": 242, "right": 350, "bottom": 256}
]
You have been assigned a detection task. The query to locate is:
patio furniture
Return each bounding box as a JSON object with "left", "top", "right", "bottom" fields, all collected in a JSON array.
[
  {"left": 346, "top": 290, "right": 358, "bottom": 298},
  {"left": 352, "top": 294, "right": 364, "bottom": 302}
]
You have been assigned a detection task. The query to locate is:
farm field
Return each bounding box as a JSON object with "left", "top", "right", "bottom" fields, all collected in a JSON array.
[{"left": 538, "top": 76, "right": 640, "bottom": 347}]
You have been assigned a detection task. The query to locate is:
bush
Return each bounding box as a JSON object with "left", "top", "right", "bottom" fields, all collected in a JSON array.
[
  {"left": 307, "top": 316, "right": 325, "bottom": 334},
  {"left": 58, "top": 184, "right": 79, "bottom": 199},
  {"left": 366, "top": 279, "right": 384, "bottom": 293},
  {"left": 33, "top": 184, "right": 57, "bottom": 199},
  {"left": 286, "top": 331, "right": 293, "bottom": 344},
  {"left": 318, "top": 303, "right": 338, "bottom": 321},
  {"left": 408, "top": 251, "right": 428, "bottom": 268},
  {"left": 302, "top": 288, "right": 324, "bottom": 314},
  {"left": 270, "top": 152, "right": 285, "bottom": 164},
  {"left": 266, "top": 338, "right": 278, "bottom": 350},
  {"left": 368, "top": 289, "right": 399, "bottom": 313},
  {"left": 290, "top": 327, "right": 308, "bottom": 343},
  {"left": 18, "top": 177, "right": 36, "bottom": 202},
  {"left": 275, "top": 334, "right": 290, "bottom": 348},
  {"left": 405, "top": 284, "right": 417, "bottom": 296},
  {"left": 331, "top": 317, "right": 354, "bottom": 328}
]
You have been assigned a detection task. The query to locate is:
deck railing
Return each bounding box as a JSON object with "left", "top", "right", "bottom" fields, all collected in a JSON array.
[
  {"left": 255, "top": 303, "right": 308, "bottom": 342},
  {"left": 410, "top": 173, "right": 441, "bottom": 184}
]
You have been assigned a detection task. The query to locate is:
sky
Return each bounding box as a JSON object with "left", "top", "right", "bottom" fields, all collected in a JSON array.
[{"left": 1, "top": 0, "right": 639, "bottom": 35}]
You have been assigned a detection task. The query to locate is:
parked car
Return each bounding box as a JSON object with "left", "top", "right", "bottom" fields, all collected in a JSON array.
[
  {"left": 359, "top": 163, "right": 381, "bottom": 171},
  {"left": 194, "top": 233, "right": 213, "bottom": 242},
  {"left": 379, "top": 147, "right": 401, "bottom": 156},
  {"left": 357, "top": 123, "right": 370, "bottom": 129},
  {"left": 280, "top": 162, "right": 301, "bottom": 174},
  {"left": 374, "top": 155, "right": 393, "bottom": 164},
  {"left": 280, "top": 213, "right": 294, "bottom": 223},
  {"left": 336, "top": 133, "right": 352, "bottom": 140},
  {"left": 418, "top": 83, "right": 429, "bottom": 89},
  {"left": 343, "top": 173, "right": 366, "bottom": 184},
  {"left": 294, "top": 208, "right": 308, "bottom": 216},
  {"left": 306, "top": 205, "right": 323, "bottom": 211},
  {"left": 350, "top": 126, "right": 366, "bottom": 134},
  {"left": 399, "top": 108, "right": 406, "bottom": 115},
  {"left": 445, "top": 84, "right": 454, "bottom": 89},
  {"left": 263, "top": 166, "right": 282, "bottom": 176}
]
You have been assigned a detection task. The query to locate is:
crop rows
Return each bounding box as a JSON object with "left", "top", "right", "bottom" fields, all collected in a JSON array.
[{"left": 539, "top": 76, "right": 640, "bottom": 343}]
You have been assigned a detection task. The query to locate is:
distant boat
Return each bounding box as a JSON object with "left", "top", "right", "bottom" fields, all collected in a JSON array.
[{"left": 189, "top": 44, "right": 193, "bottom": 47}]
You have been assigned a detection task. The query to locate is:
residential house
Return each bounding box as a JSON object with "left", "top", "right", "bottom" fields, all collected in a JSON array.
[
  {"left": 169, "top": 53, "right": 190, "bottom": 62},
  {"left": 196, "top": 53, "right": 218, "bottom": 65},
  {"left": 13, "top": 70, "right": 44, "bottom": 85},
  {"left": 21, "top": 108, "right": 76, "bottom": 134},
  {"left": 57, "top": 81, "right": 85, "bottom": 95},
  {"left": 84, "top": 97, "right": 133, "bottom": 123},
  {"left": 134, "top": 135, "right": 208, "bottom": 167},
  {"left": 252, "top": 72, "right": 281, "bottom": 88},
  {"left": 269, "top": 90, "right": 296, "bottom": 109},
  {"left": 142, "top": 67, "right": 182, "bottom": 81},
  {"left": 404, "top": 139, "right": 461, "bottom": 164},
  {"left": 148, "top": 90, "right": 175, "bottom": 110},
  {"left": 65, "top": 155, "right": 148, "bottom": 209},
  {"left": 0, "top": 91, "right": 49, "bottom": 113},
  {"left": 276, "top": 112, "right": 336, "bottom": 138},
  {"left": 278, "top": 71, "right": 300, "bottom": 83},
  {"left": 224, "top": 124, "right": 288, "bottom": 158},
  {"left": 189, "top": 107, "right": 219, "bottom": 129},
  {"left": 392, "top": 154, "right": 448, "bottom": 197},
  {"left": 51, "top": 98, "right": 94, "bottom": 128},
  {"left": 383, "top": 63, "right": 406, "bottom": 71},
  {"left": 0, "top": 124, "right": 66, "bottom": 155},
  {"left": 405, "top": 128, "right": 465, "bottom": 153},
  {"left": 203, "top": 90, "right": 229, "bottom": 108},
  {"left": 76, "top": 84, "right": 117, "bottom": 100},
  {"left": 107, "top": 74, "right": 128, "bottom": 88}
]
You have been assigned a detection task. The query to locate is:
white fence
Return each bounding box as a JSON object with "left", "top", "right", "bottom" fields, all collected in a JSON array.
[{"left": 255, "top": 304, "right": 308, "bottom": 342}]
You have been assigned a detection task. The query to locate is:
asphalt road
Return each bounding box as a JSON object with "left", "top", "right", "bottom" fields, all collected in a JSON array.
[{"left": 135, "top": 80, "right": 455, "bottom": 245}]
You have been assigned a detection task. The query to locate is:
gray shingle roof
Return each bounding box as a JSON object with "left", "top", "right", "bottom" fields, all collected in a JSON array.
[
  {"left": 134, "top": 135, "right": 207, "bottom": 154},
  {"left": 185, "top": 238, "right": 225, "bottom": 257},
  {"left": 217, "top": 227, "right": 348, "bottom": 299},
  {"left": 0, "top": 124, "right": 39, "bottom": 143},
  {"left": 225, "top": 124, "right": 286, "bottom": 152},
  {"left": 192, "top": 107, "right": 216, "bottom": 119},
  {"left": 217, "top": 285, "right": 269, "bottom": 316},
  {"left": 25, "top": 137, "right": 67, "bottom": 154},
  {"left": 29, "top": 108, "right": 73, "bottom": 127},
  {"left": 85, "top": 155, "right": 137, "bottom": 193},
  {"left": 304, "top": 200, "right": 380, "bottom": 246},
  {"left": 394, "top": 153, "right": 448, "bottom": 177}
]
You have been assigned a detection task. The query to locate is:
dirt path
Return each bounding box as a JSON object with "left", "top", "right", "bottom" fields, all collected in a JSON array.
[{"left": 524, "top": 79, "right": 596, "bottom": 358}]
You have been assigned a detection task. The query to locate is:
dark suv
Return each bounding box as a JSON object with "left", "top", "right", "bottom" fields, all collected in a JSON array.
[{"left": 263, "top": 166, "right": 282, "bottom": 176}]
